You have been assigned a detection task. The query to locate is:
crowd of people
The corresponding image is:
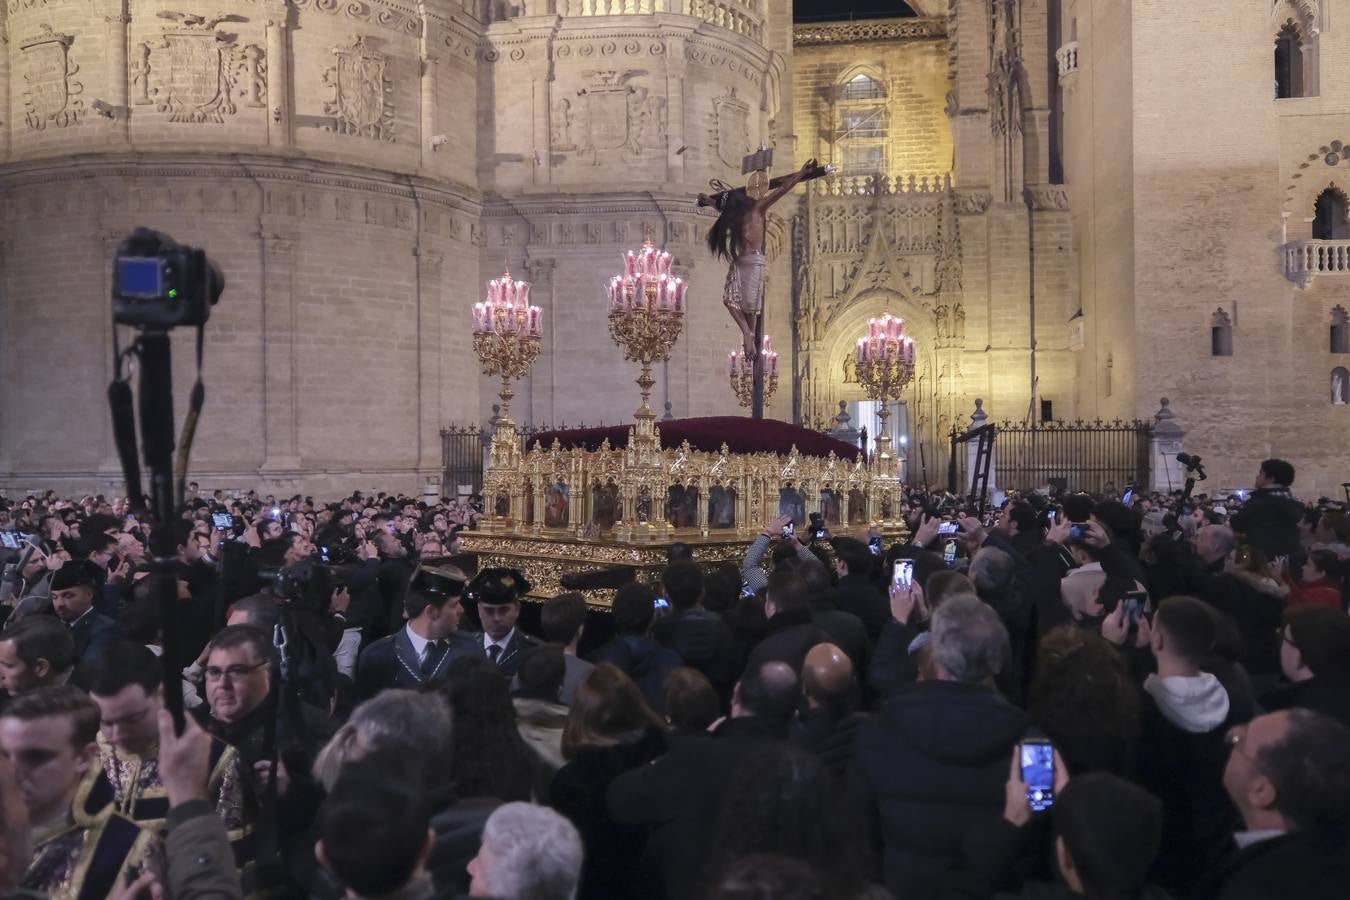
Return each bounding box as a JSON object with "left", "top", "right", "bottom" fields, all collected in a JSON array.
[{"left": 0, "top": 458, "right": 1347, "bottom": 900}]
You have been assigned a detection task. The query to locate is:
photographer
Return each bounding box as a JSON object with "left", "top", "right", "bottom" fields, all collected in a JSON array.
[{"left": 1230, "top": 459, "right": 1304, "bottom": 567}]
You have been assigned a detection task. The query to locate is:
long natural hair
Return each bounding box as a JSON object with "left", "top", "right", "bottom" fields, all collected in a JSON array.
[
  {"left": 1029, "top": 626, "right": 1140, "bottom": 776},
  {"left": 705, "top": 744, "right": 871, "bottom": 898},
  {"left": 706, "top": 190, "right": 755, "bottom": 261},
  {"left": 439, "top": 656, "right": 537, "bottom": 801},
  {"left": 560, "top": 663, "right": 665, "bottom": 760}
]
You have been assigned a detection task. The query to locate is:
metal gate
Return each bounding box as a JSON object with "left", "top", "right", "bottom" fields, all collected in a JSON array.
[{"left": 948, "top": 418, "right": 1152, "bottom": 496}]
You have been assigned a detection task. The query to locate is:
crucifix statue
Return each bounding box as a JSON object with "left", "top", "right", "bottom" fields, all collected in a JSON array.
[{"left": 698, "top": 147, "right": 834, "bottom": 417}]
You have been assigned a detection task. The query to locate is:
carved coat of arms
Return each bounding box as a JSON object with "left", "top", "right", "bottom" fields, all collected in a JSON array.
[
  {"left": 21, "top": 24, "right": 84, "bottom": 130},
  {"left": 323, "top": 35, "right": 395, "bottom": 141},
  {"left": 550, "top": 71, "right": 665, "bottom": 160},
  {"left": 711, "top": 88, "right": 750, "bottom": 168},
  {"left": 132, "top": 13, "right": 265, "bottom": 124}
]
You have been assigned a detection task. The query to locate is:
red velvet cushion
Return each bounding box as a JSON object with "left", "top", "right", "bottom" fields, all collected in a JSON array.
[{"left": 526, "top": 417, "right": 861, "bottom": 461}]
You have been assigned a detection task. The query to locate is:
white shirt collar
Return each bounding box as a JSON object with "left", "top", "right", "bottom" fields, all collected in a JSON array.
[
  {"left": 1234, "top": 829, "right": 1286, "bottom": 850},
  {"left": 67, "top": 607, "right": 95, "bottom": 629},
  {"left": 405, "top": 623, "right": 431, "bottom": 661},
  {"left": 484, "top": 629, "right": 514, "bottom": 651}
]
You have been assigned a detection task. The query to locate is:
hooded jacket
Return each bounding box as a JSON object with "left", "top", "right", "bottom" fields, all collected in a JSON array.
[
  {"left": 1136, "top": 676, "right": 1239, "bottom": 895},
  {"left": 850, "top": 680, "right": 1031, "bottom": 900}
]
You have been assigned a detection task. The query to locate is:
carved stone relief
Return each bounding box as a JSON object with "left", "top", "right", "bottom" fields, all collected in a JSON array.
[
  {"left": 322, "top": 35, "right": 395, "bottom": 141},
  {"left": 550, "top": 70, "right": 665, "bottom": 159},
  {"left": 21, "top": 24, "right": 83, "bottom": 130},
  {"left": 132, "top": 13, "right": 265, "bottom": 124},
  {"left": 1026, "top": 186, "right": 1069, "bottom": 210},
  {"left": 291, "top": 0, "right": 424, "bottom": 38},
  {"left": 710, "top": 88, "right": 750, "bottom": 169}
]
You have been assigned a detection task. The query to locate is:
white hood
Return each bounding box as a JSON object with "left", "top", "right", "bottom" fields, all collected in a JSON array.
[{"left": 1144, "top": 673, "right": 1230, "bottom": 734}]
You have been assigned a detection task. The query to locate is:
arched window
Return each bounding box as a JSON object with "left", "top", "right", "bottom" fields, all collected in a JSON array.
[
  {"left": 1332, "top": 306, "right": 1349, "bottom": 353},
  {"left": 840, "top": 73, "right": 884, "bottom": 101},
  {"left": 1211, "top": 308, "right": 1233, "bottom": 357},
  {"left": 1275, "top": 21, "right": 1305, "bottom": 99},
  {"left": 1332, "top": 367, "right": 1348, "bottom": 405},
  {"left": 1313, "top": 187, "right": 1350, "bottom": 240}
]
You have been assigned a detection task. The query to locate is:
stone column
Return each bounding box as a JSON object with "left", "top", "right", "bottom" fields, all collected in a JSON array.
[
  {"left": 264, "top": 2, "right": 290, "bottom": 147},
  {"left": 1149, "top": 398, "right": 1186, "bottom": 494},
  {"left": 104, "top": 6, "right": 130, "bottom": 143},
  {"left": 0, "top": 236, "right": 9, "bottom": 475},
  {"left": 964, "top": 398, "right": 996, "bottom": 494},
  {"left": 418, "top": 5, "right": 437, "bottom": 170},
  {"left": 259, "top": 228, "right": 301, "bottom": 474},
  {"left": 415, "top": 247, "right": 446, "bottom": 475}
]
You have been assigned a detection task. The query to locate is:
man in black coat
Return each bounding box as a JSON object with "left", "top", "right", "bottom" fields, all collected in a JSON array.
[
  {"left": 355, "top": 562, "right": 478, "bottom": 699},
  {"left": 1196, "top": 708, "right": 1350, "bottom": 900},
  {"left": 790, "top": 643, "right": 867, "bottom": 779},
  {"left": 829, "top": 537, "right": 889, "bottom": 640},
  {"left": 851, "top": 595, "right": 1030, "bottom": 900},
  {"left": 651, "top": 561, "right": 738, "bottom": 695},
  {"left": 1230, "top": 458, "right": 1304, "bottom": 565},
  {"left": 743, "top": 568, "right": 831, "bottom": 675},
  {"left": 608, "top": 665, "right": 787, "bottom": 900},
  {"left": 462, "top": 567, "right": 540, "bottom": 678}
]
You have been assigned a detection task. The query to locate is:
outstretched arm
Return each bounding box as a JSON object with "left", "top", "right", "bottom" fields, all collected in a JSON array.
[{"left": 757, "top": 158, "right": 818, "bottom": 209}]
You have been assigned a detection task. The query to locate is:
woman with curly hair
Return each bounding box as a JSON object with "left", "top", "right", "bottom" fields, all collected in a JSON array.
[
  {"left": 1029, "top": 625, "right": 1141, "bottom": 777},
  {"left": 704, "top": 743, "right": 888, "bottom": 900}
]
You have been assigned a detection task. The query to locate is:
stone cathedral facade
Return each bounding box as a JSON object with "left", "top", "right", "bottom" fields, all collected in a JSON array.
[{"left": 1, "top": 0, "right": 1347, "bottom": 494}]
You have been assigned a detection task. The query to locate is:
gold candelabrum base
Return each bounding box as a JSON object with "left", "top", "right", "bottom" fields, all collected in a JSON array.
[
  {"left": 607, "top": 304, "right": 683, "bottom": 437},
  {"left": 730, "top": 366, "right": 778, "bottom": 408},
  {"left": 856, "top": 355, "right": 914, "bottom": 463},
  {"left": 475, "top": 330, "right": 541, "bottom": 526}
]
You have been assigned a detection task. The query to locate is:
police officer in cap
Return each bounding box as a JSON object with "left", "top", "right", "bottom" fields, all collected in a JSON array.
[
  {"left": 49, "top": 559, "right": 118, "bottom": 668},
  {"left": 354, "top": 561, "right": 476, "bottom": 700},
  {"left": 465, "top": 568, "right": 539, "bottom": 678}
]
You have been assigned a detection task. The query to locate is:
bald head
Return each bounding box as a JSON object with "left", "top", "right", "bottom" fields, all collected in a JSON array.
[
  {"left": 802, "top": 643, "right": 853, "bottom": 708},
  {"left": 1194, "top": 525, "right": 1237, "bottom": 565},
  {"left": 735, "top": 660, "right": 800, "bottom": 721}
]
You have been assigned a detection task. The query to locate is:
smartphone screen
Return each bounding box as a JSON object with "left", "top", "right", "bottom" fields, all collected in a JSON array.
[
  {"left": 892, "top": 560, "right": 913, "bottom": 589},
  {"left": 654, "top": 596, "right": 671, "bottom": 611},
  {"left": 0, "top": 534, "right": 14, "bottom": 550},
  {"left": 1047, "top": 510, "right": 1057, "bottom": 525},
  {"left": 781, "top": 523, "right": 794, "bottom": 539},
  {"left": 943, "top": 539, "right": 957, "bottom": 567},
  {"left": 868, "top": 536, "right": 882, "bottom": 556},
  {"left": 320, "top": 547, "right": 331, "bottom": 563},
  {"left": 1020, "top": 741, "right": 1055, "bottom": 812},
  {"left": 1122, "top": 489, "right": 1134, "bottom": 505},
  {"left": 1069, "top": 523, "right": 1090, "bottom": 541},
  {"left": 211, "top": 513, "right": 233, "bottom": 531},
  {"left": 937, "top": 521, "right": 959, "bottom": 535},
  {"left": 1122, "top": 591, "right": 1148, "bottom": 624}
]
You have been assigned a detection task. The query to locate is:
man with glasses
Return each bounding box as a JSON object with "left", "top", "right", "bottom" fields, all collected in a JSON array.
[
  {"left": 1199, "top": 709, "right": 1350, "bottom": 899},
  {"left": 86, "top": 642, "right": 253, "bottom": 867}
]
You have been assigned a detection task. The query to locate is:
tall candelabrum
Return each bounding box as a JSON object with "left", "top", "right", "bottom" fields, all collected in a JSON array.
[
  {"left": 473, "top": 269, "right": 543, "bottom": 443},
  {"left": 855, "top": 313, "right": 916, "bottom": 463},
  {"left": 729, "top": 336, "right": 779, "bottom": 408},
  {"left": 606, "top": 240, "right": 687, "bottom": 440}
]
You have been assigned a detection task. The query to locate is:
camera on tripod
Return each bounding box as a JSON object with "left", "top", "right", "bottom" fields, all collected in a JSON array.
[
  {"left": 112, "top": 228, "right": 224, "bottom": 329},
  {"left": 1176, "top": 452, "right": 1207, "bottom": 481}
]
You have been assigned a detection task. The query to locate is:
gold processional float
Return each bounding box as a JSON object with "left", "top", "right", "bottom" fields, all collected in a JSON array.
[{"left": 462, "top": 237, "right": 916, "bottom": 606}]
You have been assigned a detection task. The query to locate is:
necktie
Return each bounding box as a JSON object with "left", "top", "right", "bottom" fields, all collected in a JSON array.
[
  {"left": 421, "top": 641, "right": 446, "bottom": 678},
  {"left": 488, "top": 644, "right": 502, "bottom": 665}
]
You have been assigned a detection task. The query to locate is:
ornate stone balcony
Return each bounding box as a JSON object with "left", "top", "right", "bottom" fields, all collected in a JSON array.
[
  {"left": 557, "top": 0, "right": 763, "bottom": 40},
  {"left": 1284, "top": 239, "right": 1350, "bottom": 289},
  {"left": 1056, "top": 41, "right": 1079, "bottom": 85}
]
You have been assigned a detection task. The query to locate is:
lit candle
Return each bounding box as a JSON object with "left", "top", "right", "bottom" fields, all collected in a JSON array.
[
  {"left": 518, "top": 281, "right": 530, "bottom": 306},
  {"left": 729, "top": 352, "right": 737, "bottom": 376},
  {"left": 529, "top": 306, "right": 541, "bottom": 336},
  {"left": 856, "top": 338, "right": 866, "bottom": 364},
  {"left": 625, "top": 251, "right": 636, "bottom": 279}
]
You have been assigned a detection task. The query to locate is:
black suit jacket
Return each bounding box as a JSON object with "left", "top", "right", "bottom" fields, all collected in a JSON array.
[
  {"left": 608, "top": 733, "right": 771, "bottom": 900},
  {"left": 471, "top": 629, "right": 540, "bottom": 678},
  {"left": 70, "top": 610, "right": 119, "bottom": 665},
  {"left": 1195, "top": 831, "right": 1350, "bottom": 900},
  {"left": 355, "top": 627, "right": 478, "bottom": 700}
]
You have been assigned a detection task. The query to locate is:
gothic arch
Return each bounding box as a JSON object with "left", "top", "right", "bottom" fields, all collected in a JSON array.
[
  {"left": 1271, "top": 4, "right": 1321, "bottom": 97},
  {"left": 836, "top": 65, "right": 888, "bottom": 99},
  {"left": 820, "top": 289, "right": 934, "bottom": 404},
  {"left": 1271, "top": 0, "right": 1321, "bottom": 38}
]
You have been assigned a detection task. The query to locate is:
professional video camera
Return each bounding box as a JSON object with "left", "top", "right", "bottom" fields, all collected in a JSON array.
[
  {"left": 1176, "top": 452, "right": 1207, "bottom": 481},
  {"left": 112, "top": 228, "right": 224, "bottom": 329}
]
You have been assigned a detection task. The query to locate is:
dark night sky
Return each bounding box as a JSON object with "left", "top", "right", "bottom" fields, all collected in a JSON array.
[{"left": 794, "top": 0, "right": 916, "bottom": 23}]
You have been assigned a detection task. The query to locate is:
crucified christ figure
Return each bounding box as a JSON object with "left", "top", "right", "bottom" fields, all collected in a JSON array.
[{"left": 699, "top": 158, "right": 822, "bottom": 357}]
